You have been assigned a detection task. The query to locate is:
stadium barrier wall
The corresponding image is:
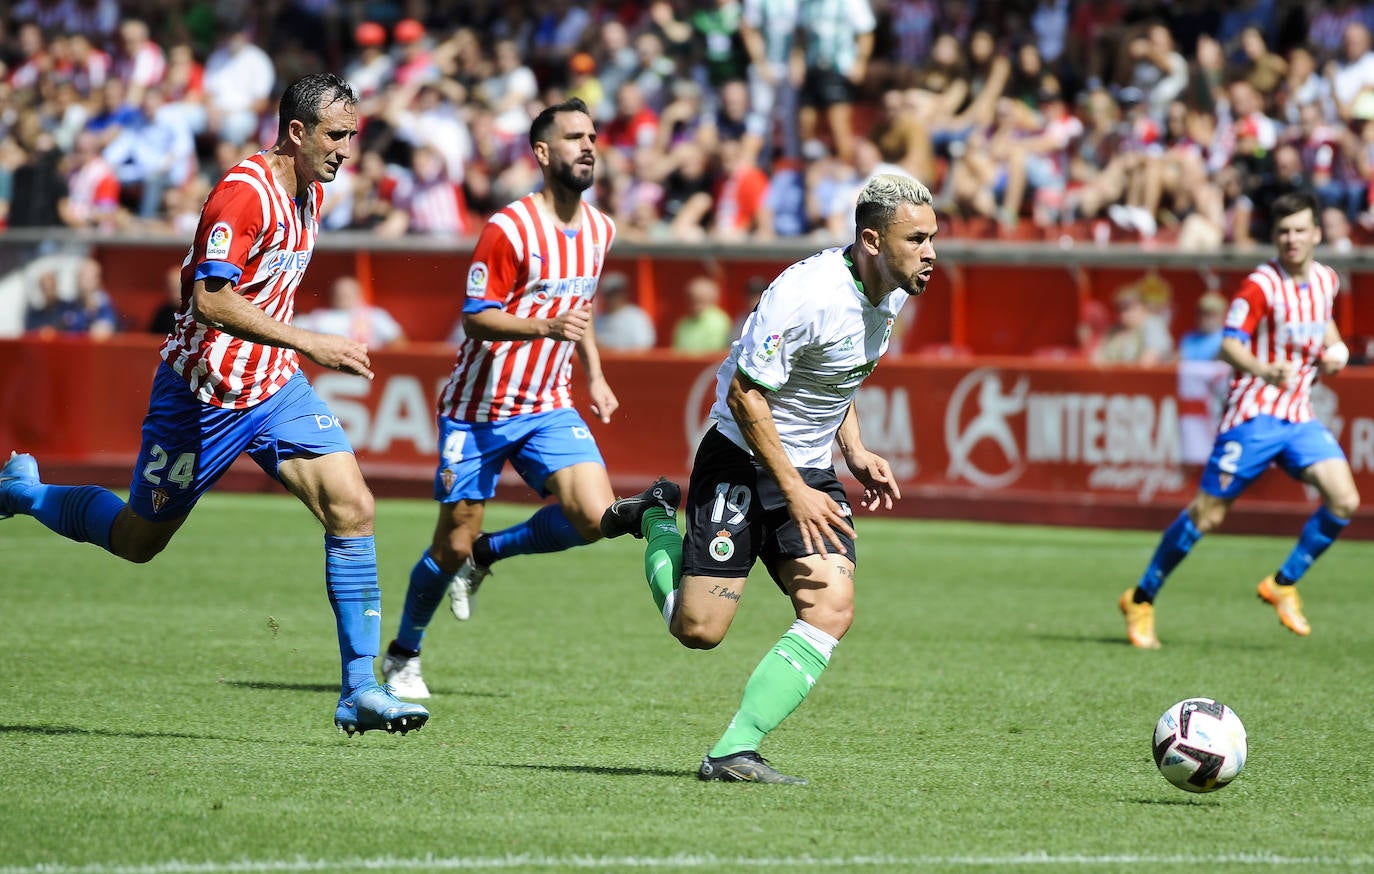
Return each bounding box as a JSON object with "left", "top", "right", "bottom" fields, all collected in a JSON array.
[
  {"left": 5, "top": 232, "right": 1374, "bottom": 359},
  {"left": 5, "top": 336, "right": 1374, "bottom": 539}
]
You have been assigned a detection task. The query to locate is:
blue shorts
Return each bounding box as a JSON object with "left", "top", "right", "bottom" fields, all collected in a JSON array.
[
  {"left": 434, "top": 408, "right": 604, "bottom": 502},
  {"left": 1199, "top": 416, "right": 1346, "bottom": 500},
  {"left": 127, "top": 363, "right": 354, "bottom": 518}
]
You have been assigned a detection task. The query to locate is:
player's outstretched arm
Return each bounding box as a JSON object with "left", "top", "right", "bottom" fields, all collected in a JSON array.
[
  {"left": 726, "top": 370, "right": 855, "bottom": 556},
  {"left": 193, "top": 277, "right": 373, "bottom": 379},
  {"left": 836, "top": 404, "right": 901, "bottom": 511}
]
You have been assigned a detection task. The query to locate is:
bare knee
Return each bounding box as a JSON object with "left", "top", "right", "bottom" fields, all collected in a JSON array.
[
  {"left": 117, "top": 541, "right": 167, "bottom": 564},
  {"left": 672, "top": 616, "right": 726, "bottom": 650},
  {"left": 1188, "top": 501, "right": 1228, "bottom": 534},
  {"left": 1328, "top": 490, "right": 1360, "bottom": 520},
  {"left": 323, "top": 489, "right": 375, "bottom": 538},
  {"left": 802, "top": 604, "right": 853, "bottom": 641}
]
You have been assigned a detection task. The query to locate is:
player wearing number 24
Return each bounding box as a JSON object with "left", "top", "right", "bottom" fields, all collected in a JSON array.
[
  {"left": 1120, "top": 190, "right": 1360, "bottom": 649},
  {"left": 0, "top": 74, "right": 429, "bottom": 735}
]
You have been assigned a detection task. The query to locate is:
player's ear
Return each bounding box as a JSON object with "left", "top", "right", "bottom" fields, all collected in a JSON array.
[
  {"left": 859, "top": 226, "right": 881, "bottom": 256},
  {"left": 287, "top": 118, "right": 307, "bottom": 147}
]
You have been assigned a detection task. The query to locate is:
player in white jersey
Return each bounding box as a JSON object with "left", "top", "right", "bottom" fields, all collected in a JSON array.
[
  {"left": 0, "top": 74, "right": 429, "bottom": 736},
  {"left": 1121, "top": 191, "right": 1360, "bottom": 649},
  {"left": 599, "top": 174, "right": 937, "bottom": 784},
  {"left": 379, "top": 97, "right": 664, "bottom": 699}
]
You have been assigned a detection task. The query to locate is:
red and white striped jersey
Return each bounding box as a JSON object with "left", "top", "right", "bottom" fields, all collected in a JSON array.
[
  {"left": 438, "top": 194, "right": 616, "bottom": 422},
  {"left": 159, "top": 153, "right": 322, "bottom": 409},
  {"left": 1217, "top": 259, "right": 1339, "bottom": 431}
]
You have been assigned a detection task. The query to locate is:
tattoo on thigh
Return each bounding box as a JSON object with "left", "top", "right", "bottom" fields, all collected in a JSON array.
[
  {"left": 708, "top": 584, "right": 741, "bottom": 602},
  {"left": 837, "top": 564, "right": 853, "bottom": 579}
]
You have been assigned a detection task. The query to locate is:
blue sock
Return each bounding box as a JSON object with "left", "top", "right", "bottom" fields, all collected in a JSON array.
[
  {"left": 29, "top": 485, "right": 126, "bottom": 552},
  {"left": 483, "top": 503, "right": 588, "bottom": 561},
  {"left": 324, "top": 534, "right": 381, "bottom": 694},
  {"left": 1277, "top": 505, "right": 1349, "bottom": 583},
  {"left": 1138, "top": 510, "right": 1202, "bottom": 600},
  {"left": 395, "top": 550, "right": 451, "bottom": 653}
]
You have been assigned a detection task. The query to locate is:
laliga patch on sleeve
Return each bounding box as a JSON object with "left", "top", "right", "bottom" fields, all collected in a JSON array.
[
  {"left": 1225, "top": 298, "right": 1249, "bottom": 328},
  {"left": 206, "top": 222, "right": 233, "bottom": 259},
  {"left": 752, "top": 333, "right": 782, "bottom": 363},
  {"left": 467, "top": 262, "right": 489, "bottom": 298}
]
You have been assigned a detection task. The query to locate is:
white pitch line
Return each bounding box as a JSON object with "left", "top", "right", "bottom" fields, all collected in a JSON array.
[{"left": 3, "top": 853, "right": 1374, "bottom": 873}]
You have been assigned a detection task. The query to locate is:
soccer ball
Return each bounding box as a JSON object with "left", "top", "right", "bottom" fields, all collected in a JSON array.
[{"left": 1152, "top": 697, "right": 1247, "bottom": 793}]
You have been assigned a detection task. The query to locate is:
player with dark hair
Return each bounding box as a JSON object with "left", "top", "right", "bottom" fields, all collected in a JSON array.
[
  {"left": 379, "top": 97, "right": 663, "bottom": 697},
  {"left": 601, "top": 173, "right": 938, "bottom": 784},
  {"left": 1120, "top": 190, "right": 1360, "bottom": 649},
  {"left": 0, "top": 72, "right": 430, "bottom": 736}
]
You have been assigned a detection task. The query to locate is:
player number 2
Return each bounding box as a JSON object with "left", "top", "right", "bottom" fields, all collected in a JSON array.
[
  {"left": 1218, "top": 441, "right": 1242, "bottom": 474},
  {"left": 142, "top": 445, "right": 196, "bottom": 489},
  {"left": 710, "top": 483, "right": 751, "bottom": 525}
]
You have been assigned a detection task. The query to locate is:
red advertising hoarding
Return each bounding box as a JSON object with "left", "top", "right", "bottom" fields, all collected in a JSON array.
[{"left": 4, "top": 337, "right": 1373, "bottom": 537}]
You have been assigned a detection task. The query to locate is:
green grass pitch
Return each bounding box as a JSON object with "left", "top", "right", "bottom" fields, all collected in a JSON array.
[{"left": 1, "top": 492, "right": 1372, "bottom": 873}]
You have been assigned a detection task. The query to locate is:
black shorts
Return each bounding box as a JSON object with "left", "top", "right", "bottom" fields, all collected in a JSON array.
[
  {"left": 681, "top": 426, "right": 856, "bottom": 588},
  {"left": 800, "top": 66, "right": 856, "bottom": 110}
]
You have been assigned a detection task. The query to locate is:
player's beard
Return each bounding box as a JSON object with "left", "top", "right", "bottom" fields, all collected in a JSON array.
[{"left": 552, "top": 159, "right": 595, "bottom": 193}]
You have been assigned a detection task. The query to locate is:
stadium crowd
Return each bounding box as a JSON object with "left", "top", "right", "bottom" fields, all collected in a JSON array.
[{"left": 3, "top": 0, "right": 1374, "bottom": 250}]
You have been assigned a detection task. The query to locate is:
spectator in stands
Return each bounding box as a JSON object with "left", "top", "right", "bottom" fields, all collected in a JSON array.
[
  {"left": 796, "top": 0, "right": 876, "bottom": 166},
  {"left": 1329, "top": 21, "right": 1374, "bottom": 124},
  {"left": 594, "top": 272, "right": 656, "bottom": 352},
  {"left": 8, "top": 129, "right": 66, "bottom": 228},
  {"left": 1177, "top": 291, "right": 1227, "bottom": 362},
  {"left": 565, "top": 52, "right": 605, "bottom": 121},
  {"left": 101, "top": 86, "right": 197, "bottom": 219},
  {"left": 739, "top": 0, "right": 803, "bottom": 161},
  {"left": 604, "top": 80, "right": 660, "bottom": 158},
  {"left": 401, "top": 143, "right": 471, "bottom": 237},
  {"left": 113, "top": 18, "right": 165, "bottom": 106},
  {"left": 392, "top": 18, "right": 439, "bottom": 87},
  {"left": 1076, "top": 298, "right": 1112, "bottom": 360},
  {"left": 672, "top": 275, "right": 733, "bottom": 354},
  {"left": 202, "top": 18, "right": 275, "bottom": 147},
  {"left": 1094, "top": 284, "right": 1174, "bottom": 365},
  {"left": 345, "top": 22, "right": 395, "bottom": 108},
  {"left": 147, "top": 264, "right": 184, "bottom": 336},
  {"left": 479, "top": 38, "right": 538, "bottom": 144},
  {"left": 587, "top": 18, "right": 641, "bottom": 123},
  {"left": 71, "top": 257, "right": 119, "bottom": 338},
  {"left": 349, "top": 149, "right": 411, "bottom": 237},
  {"left": 635, "top": 14, "right": 684, "bottom": 111},
  {"left": 692, "top": 0, "right": 751, "bottom": 94},
  {"left": 1322, "top": 205, "right": 1356, "bottom": 252},
  {"left": 711, "top": 136, "right": 773, "bottom": 240},
  {"left": 59, "top": 130, "right": 123, "bottom": 231},
  {"left": 1293, "top": 101, "right": 1365, "bottom": 221},
  {"left": 24, "top": 270, "right": 79, "bottom": 336},
  {"left": 660, "top": 139, "right": 715, "bottom": 241},
  {"left": 295, "top": 275, "right": 405, "bottom": 349},
  {"left": 1277, "top": 44, "right": 1335, "bottom": 127}
]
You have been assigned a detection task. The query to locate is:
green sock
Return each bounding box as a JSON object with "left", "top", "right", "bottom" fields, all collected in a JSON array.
[
  {"left": 710, "top": 622, "right": 833, "bottom": 758},
  {"left": 641, "top": 506, "right": 681, "bottom": 613}
]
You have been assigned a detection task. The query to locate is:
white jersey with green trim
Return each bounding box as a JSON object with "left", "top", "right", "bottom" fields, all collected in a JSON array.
[{"left": 710, "top": 246, "right": 909, "bottom": 469}]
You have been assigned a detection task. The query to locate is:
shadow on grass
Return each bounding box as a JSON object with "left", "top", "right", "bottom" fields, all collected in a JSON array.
[
  {"left": 0, "top": 723, "right": 325, "bottom": 746},
  {"left": 1027, "top": 632, "right": 1277, "bottom": 651},
  {"left": 1131, "top": 796, "right": 1217, "bottom": 806},
  {"left": 222, "top": 680, "right": 511, "bottom": 698},
  {"left": 490, "top": 762, "right": 684, "bottom": 778}
]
